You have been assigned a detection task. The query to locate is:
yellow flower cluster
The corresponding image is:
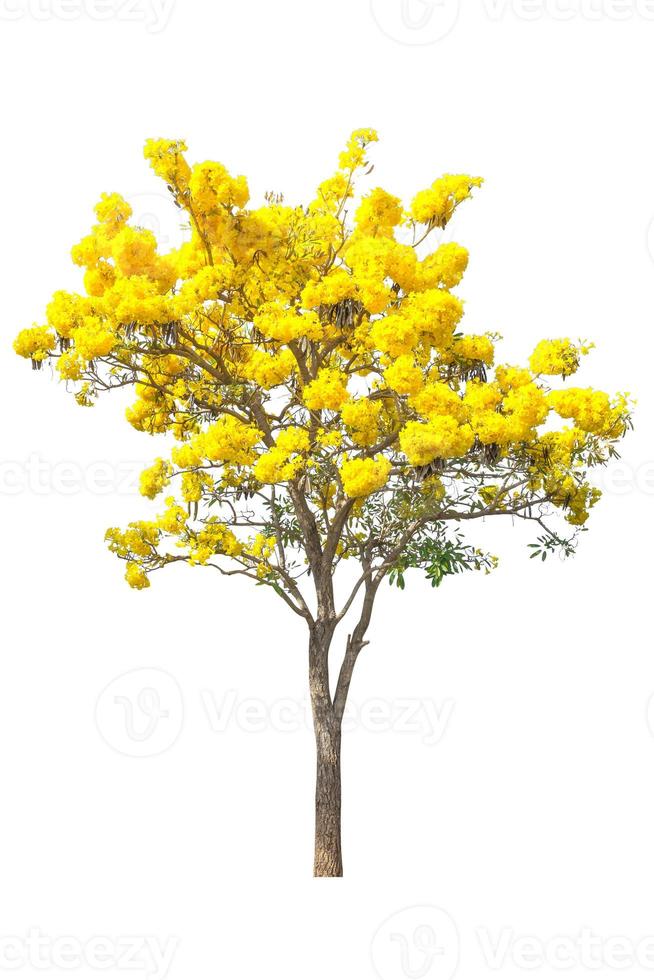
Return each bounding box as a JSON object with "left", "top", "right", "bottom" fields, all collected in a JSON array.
[
  {"left": 240, "top": 348, "right": 296, "bottom": 388},
  {"left": 422, "top": 243, "right": 469, "bottom": 289},
  {"left": 254, "top": 428, "right": 310, "bottom": 484},
  {"left": 106, "top": 521, "right": 161, "bottom": 562},
  {"left": 13, "top": 326, "right": 56, "bottom": 363},
  {"left": 339, "top": 456, "right": 391, "bottom": 497},
  {"left": 301, "top": 269, "right": 357, "bottom": 310},
  {"left": 254, "top": 303, "right": 322, "bottom": 344},
  {"left": 384, "top": 355, "right": 423, "bottom": 395},
  {"left": 303, "top": 369, "right": 351, "bottom": 411},
  {"left": 338, "top": 128, "right": 378, "bottom": 171},
  {"left": 244, "top": 533, "right": 277, "bottom": 578},
  {"left": 94, "top": 192, "right": 132, "bottom": 232},
  {"left": 370, "top": 289, "right": 464, "bottom": 358},
  {"left": 198, "top": 418, "right": 261, "bottom": 464},
  {"left": 411, "top": 175, "right": 484, "bottom": 227},
  {"left": 189, "top": 519, "right": 242, "bottom": 565},
  {"left": 139, "top": 458, "right": 172, "bottom": 499},
  {"left": 529, "top": 339, "right": 588, "bottom": 377},
  {"left": 450, "top": 334, "right": 495, "bottom": 365},
  {"left": 340, "top": 399, "right": 382, "bottom": 447},
  {"left": 549, "top": 388, "right": 628, "bottom": 437},
  {"left": 189, "top": 161, "right": 249, "bottom": 212},
  {"left": 157, "top": 498, "right": 188, "bottom": 534},
  {"left": 354, "top": 188, "right": 403, "bottom": 238},
  {"left": 181, "top": 470, "right": 213, "bottom": 503},
  {"left": 411, "top": 381, "right": 468, "bottom": 422},
  {"left": 400, "top": 418, "right": 475, "bottom": 465},
  {"left": 559, "top": 480, "right": 602, "bottom": 526},
  {"left": 143, "top": 138, "right": 191, "bottom": 188},
  {"left": 15, "top": 128, "right": 632, "bottom": 590},
  {"left": 125, "top": 562, "right": 150, "bottom": 589}
]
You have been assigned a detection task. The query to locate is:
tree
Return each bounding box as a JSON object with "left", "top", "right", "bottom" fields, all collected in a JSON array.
[{"left": 14, "top": 130, "right": 631, "bottom": 876}]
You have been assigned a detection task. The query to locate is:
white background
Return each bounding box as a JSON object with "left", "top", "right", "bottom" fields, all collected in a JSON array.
[{"left": 1, "top": 0, "right": 654, "bottom": 978}]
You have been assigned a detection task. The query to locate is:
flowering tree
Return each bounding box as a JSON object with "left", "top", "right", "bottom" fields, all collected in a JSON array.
[{"left": 15, "top": 131, "right": 631, "bottom": 876}]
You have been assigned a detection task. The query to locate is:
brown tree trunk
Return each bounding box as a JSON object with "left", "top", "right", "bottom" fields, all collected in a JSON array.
[
  {"left": 313, "top": 716, "right": 342, "bottom": 877},
  {"left": 309, "top": 622, "right": 343, "bottom": 877}
]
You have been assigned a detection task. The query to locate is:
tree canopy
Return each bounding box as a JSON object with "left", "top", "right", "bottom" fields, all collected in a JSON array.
[{"left": 14, "top": 129, "right": 631, "bottom": 618}]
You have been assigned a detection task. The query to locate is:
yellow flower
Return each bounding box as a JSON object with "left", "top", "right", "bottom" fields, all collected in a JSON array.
[
  {"left": 72, "top": 317, "right": 116, "bottom": 360},
  {"left": 241, "top": 349, "right": 296, "bottom": 387},
  {"left": 13, "top": 326, "right": 56, "bottom": 363},
  {"left": 13, "top": 128, "right": 632, "bottom": 602},
  {"left": 94, "top": 192, "right": 132, "bottom": 233},
  {"left": 143, "top": 138, "right": 191, "bottom": 189},
  {"left": 338, "top": 128, "right": 378, "bottom": 171},
  {"left": 355, "top": 188, "right": 402, "bottom": 237},
  {"left": 420, "top": 243, "right": 469, "bottom": 289},
  {"left": 410, "top": 382, "right": 467, "bottom": 422},
  {"left": 189, "top": 160, "right": 249, "bottom": 212},
  {"left": 451, "top": 335, "right": 495, "bottom": 365},
  {"left": 400, "top": 419, "right": 474, "bottom": 465},
  {"left": 196, "top": 418, "right": 262, "bottom": 465},
  {"left": 529, "top": 339, "right": 586, "bottom": 377},
  {"left": 139, "top": 458, "right": 172, "bottom": 499},
  {"left": 340, "top": 456, "right": 391, "bottom": 497},
  {"left": 410, "top": 175, "right": 483, "bottom": 227},
  {"left": 384, "top": 355, "right": 423, "bottom": 395},
  {"left": 303, "top": 369, "right": 350, "bottom": 411},
  {"left": 549, "top": 388, "right": 628, "bottom": 437},
  {"left": 341, "top": 399, "right": 382, "bottom": 447},
  {"left": 254, "top": 427, "right": 310, "bottom": 484},
  {"left": 125, "top": 562, "right": 150, "bottom": 589}
]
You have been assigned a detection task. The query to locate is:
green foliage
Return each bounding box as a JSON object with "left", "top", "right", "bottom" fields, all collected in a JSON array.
[
  {"left": 528, "top": 529, "right": 582, "bottom": 561},
  {"left": 389, "top": 528, "right": 497, "bottom": 589}
]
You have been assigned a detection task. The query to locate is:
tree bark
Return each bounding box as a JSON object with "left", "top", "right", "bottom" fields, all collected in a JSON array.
[
  {"left": 313, "top": 714, "right": 342, "bottom": 877},
  {"left": 309, "top": 622, "right": 343, "bottom": 877}
]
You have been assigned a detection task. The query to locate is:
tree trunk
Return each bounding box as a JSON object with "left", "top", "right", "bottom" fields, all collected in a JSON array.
[
  {"left": 309, "top": 623, "right": 343, "bottom": 877},
  {"left": 313, "top": 716, "right": 342, "bottom": 876}
]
